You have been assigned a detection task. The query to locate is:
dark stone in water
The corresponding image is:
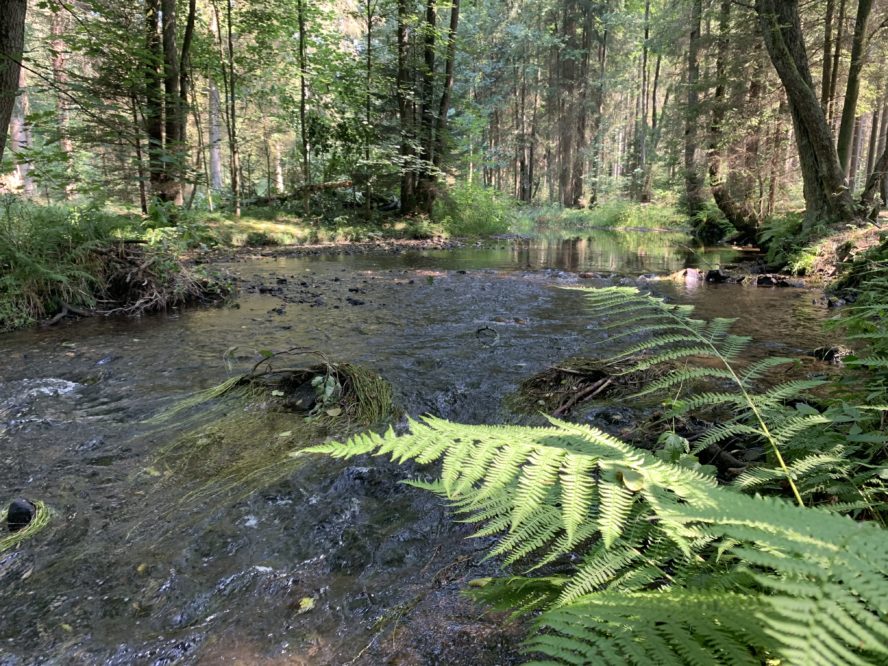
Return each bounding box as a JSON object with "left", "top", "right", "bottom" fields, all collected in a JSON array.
[
  {"left": 346, "top": 297, "right": 366, "bottom": 306},
  {"left": 7, "top": 499, "right": 36, "bottom": 532},
  {"left": 706, "top": 269, "right": 728, "bottom": 283}
]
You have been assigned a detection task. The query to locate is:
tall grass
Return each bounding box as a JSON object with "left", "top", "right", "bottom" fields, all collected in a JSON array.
[{"left": 0, "top": 197, "right": 136, "bottom": 330}]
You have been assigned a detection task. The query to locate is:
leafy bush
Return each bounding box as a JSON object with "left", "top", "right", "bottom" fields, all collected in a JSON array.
[
  {"left": 434, "top": 183, "right": 515, "bottom": 236},
  {"left": 243, "top": 230, "right": 279, "bottom": 247},
  {"left": 690, "top": 202, "right": 736, "bottom": 244}
]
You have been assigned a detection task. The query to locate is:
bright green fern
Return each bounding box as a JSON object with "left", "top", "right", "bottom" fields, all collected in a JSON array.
[{"left": 302, "top": 416, "right": 888, "bottom": 665}]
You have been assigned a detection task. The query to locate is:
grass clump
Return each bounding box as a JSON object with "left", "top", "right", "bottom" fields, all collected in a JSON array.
[
  {"left": 0, "top": 197, "right": 231, "bottom": 331},
  {"left": 0, "top": 500, "right": 50, "bottom": 553}
]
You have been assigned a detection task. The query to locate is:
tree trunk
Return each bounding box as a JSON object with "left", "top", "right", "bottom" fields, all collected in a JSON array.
[
  {"left": 297, "top": 0, "right": 310, "bottom": 204},
  {"left": 836, "top": 0, "right": 873, "bottom": 172},
  {"left": 827, "top": 0, "right": 847, "bottom": 124},
  {"left": 208, "top": 80, "right": 223, "bottom": 191},
  {"left": 0, "top": 0, "right": 27, "bottom": 166},
  {"left": 225, "top": 0, "right": 240, "bottom": 216},
  {"left": 432, "top": 0, "right": 459, "bottom": 170},
  {"left": 416, "top": 0, "right": 436, "bottom": 213},
  {"left": 396, "top": 0, "right": 416, "bottom": 214},
  {"left": 161, "top": 0, "right": 183, "bottom": 204},
  {"left": 569, "top": 2, "right": 592, "bottom": 207},
  {"left": 131, "top": 96, "right": 149, "bottom": 214},
  {"left": 684, "top": 0, "right": 705, "bottom": 217},
  {"left": 756, "top": 0, "right": 857, "bottom": 228},
  {"left": 178, "top": 0, "right": 197, "bottom": 146},
  {"left": 50, "top": 9, "right": 74, "bottom": 197},
  {"left": 708, "top": 0, "right": 757, "bottom": 241},
  {"left": 10, "top": 67, "right": 33, "bottom": 195},
  {"left": 145, "top": 0, "right": 166, "bottom": 201},
  {"left": 821, "top": 0, "right": 834, "bottom": 110}
]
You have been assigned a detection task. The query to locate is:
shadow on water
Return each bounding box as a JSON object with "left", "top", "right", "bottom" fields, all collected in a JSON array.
[{"left": 0, "top": 229, "right": 830, "bottom": 664}]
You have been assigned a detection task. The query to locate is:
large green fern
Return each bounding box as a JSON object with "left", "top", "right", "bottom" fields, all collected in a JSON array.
[
  {"left": 301, "top": 416, "right": 888, "bottom": 665},
  {"left": 302, "top": 286, "right": 888, "bottom": 664}
]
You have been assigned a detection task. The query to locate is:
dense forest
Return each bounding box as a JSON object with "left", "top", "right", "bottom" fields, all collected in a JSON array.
[
  {"left": 2, "top": 0, "right": 887, "bottom": 226},
  {"left": 4, "top": 1, "right": 888, "bottom": 664}
]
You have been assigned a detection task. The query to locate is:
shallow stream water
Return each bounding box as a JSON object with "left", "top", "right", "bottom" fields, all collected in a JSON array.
[{"left": 0, "top": 231, "right": 830, "bottom": 665}]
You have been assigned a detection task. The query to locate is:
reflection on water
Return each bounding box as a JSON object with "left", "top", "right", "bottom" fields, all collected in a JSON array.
[{"left": 0, "top": 229, "right": 828, "bottom": 664}]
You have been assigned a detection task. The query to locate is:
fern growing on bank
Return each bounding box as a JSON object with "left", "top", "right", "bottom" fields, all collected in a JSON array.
[
  {"left": 302, "top": 417, "right": 888, "bottom": 665},
  {"left": 580, "top": 287, "right": 888, "bottom": 515}
]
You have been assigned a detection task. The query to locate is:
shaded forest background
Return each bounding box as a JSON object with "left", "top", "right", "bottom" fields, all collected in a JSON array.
[{"left": 1, "top": 0, "right": 887, "bottom": 238}]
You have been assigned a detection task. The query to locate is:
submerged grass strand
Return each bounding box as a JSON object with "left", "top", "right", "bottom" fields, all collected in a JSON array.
[{"left": 0, "top": 501, "right": 51, "bottom": 553}]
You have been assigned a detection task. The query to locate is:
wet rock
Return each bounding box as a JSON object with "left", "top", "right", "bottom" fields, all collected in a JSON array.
[
  {"left": 330, "top": 466, "right": 391, "bottom": 497},
  {"left": 283, "top": 381, "right": 317, "bottom": 412},
  {"left": 812, "top": 345, "right": 852, "bottom": 365},
  {"left": 706, "top": 269, "right": 728, "bottom": 283},
  {"left": 313, "top": 297, "right": 325, "bottom": 307},
  {"left": 7, "top": 499, "right": 36, "bottom": 532},
  {"left": 74, "top": 436, "right": 105, "bottom": 453},
  {"left": 827, "top": 297, "right": 847, "bottom": 308},
  {"left": 756, "top": 274, "right": 793, "bottom": 287},
  {"left": 346, "top": 297, "right": 366, "bottom": 306}
]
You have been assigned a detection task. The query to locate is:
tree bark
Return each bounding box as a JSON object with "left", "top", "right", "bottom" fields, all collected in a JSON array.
[
  {"left": 708, "top": 0, "right": 757, "bottom": 241},
  {"left": 0, "top": 0, "right": 27, "bottom": 166},
  {"left": 208, "top": 80, "right": 223, "bottom": 191},
  {"left": 821, "top": 0, "right": 834, "bottom": 110},
  {"left": 684, "top": 0, "right": 705, "bottom": 217},
  {"left": 10, "top": 67, "right": 33, "bottom": 195},
  {"left": 756, "top": 0, "right": 857, "bottom": 228},
  {"left": 50, "top": 9, "right": 74, "bottom": 197},
  {"left": 297, "top": 0, "right": 310, "bottom": 200},
  {"left": 432, "top": 0, "right": 460, "bottom": 170},
  {"left": 416, "top": 0, "right": 436, "bottom": 213},
  {"left": 145, "top": 0, "right": 166, "bottom": 201},
  {"left": 161, "top": 0, "right": 183, "bottom": 204},
  {"left": 396, "top": 0, "right": 416, "bottom": 214},
  {"left": 827, "top": 0, "right": 847, "bottom": 124},
  {"left": 836, "top": 0, "right": 873, "bottom": 172}
]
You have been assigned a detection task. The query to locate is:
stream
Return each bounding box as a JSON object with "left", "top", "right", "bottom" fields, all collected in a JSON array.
[{"left": 0, "top": 230, "right": 830, "bottom": 665}]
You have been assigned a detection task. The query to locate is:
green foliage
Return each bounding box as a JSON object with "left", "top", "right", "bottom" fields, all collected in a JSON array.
[
  {"left": 690, "top": 202, "right": 735, "bottom": 244},
  {"left": 514, "top": 202, "right": 685, "bottom": 234},
  {"left": 0, "top": 197, "right": 133, "bottom": 329},
  {"left": 583, "top": 286, "right": 888, "bottom": 514},
  {"left": 433, "top": 183, "right": 515, "bottom": 236},
  {"left": 759, "top": 213, "right": 822, "bottom": 273},
  {"left": 304, "top": 416, "right": 888, "bottom": 665},
  {"left": 305, "top": 285, "right": 888, "bottom": 665}
]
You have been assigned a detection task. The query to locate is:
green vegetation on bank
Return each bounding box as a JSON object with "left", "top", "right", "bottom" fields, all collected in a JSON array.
[{"left": 0, "top": 197, "right": 230, "bottom": 332}]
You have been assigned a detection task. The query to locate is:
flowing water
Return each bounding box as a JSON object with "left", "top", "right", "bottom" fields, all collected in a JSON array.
[{"left": 0, "top": 231, "right": 831, "bottom": 665}]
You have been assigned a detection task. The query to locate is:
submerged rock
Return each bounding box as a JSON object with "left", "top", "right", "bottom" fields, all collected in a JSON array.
[{"left": 7, "top": 499, "right": 36, "bottom": 533}]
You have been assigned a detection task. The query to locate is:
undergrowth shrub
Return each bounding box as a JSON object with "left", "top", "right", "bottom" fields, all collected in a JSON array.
[
  {"left": 690, "top": 202, "right": 735, "bottom": 244},
  {"left": 306, "top": 286, "right": 888, "bottom": 665},
  {"left": 434, "top": 183, "right": 514, "bottom": 236},
  {"left": 759, "top": 212, "right": 823, "bottom": 273}
]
